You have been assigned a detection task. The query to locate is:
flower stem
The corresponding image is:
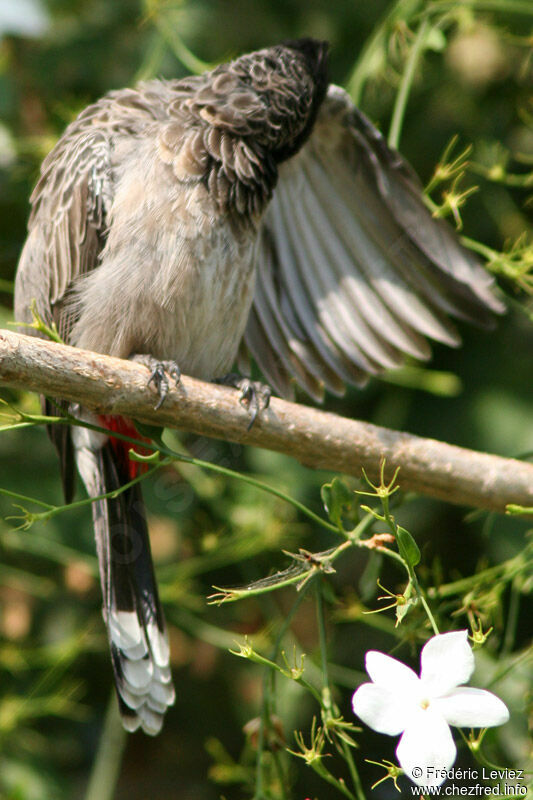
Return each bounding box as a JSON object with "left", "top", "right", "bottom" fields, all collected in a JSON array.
[{"left": 419, "top": 595, "right": 440, "bottom": 636}]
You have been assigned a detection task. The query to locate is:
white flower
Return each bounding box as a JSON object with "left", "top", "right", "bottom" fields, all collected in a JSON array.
[{"left": 352, "top": 630, "right": 509, "bottom": 787}]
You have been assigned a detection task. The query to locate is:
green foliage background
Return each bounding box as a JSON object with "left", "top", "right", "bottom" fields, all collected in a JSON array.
[{"left": 0, "top": 1, "right": 532, "bottom": 799}]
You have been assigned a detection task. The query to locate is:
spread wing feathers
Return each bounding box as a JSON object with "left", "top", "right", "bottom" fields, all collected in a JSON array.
[
  {"left": 74, "top": 429, "right": 175, "bottom": 735},
  {"left": 246, "top": 85, "right": 505, "bottom": 402}
]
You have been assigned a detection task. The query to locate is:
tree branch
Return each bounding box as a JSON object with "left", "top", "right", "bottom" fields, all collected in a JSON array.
[{"left": 0, "top": 329, "right": 531, "bottom": 514}]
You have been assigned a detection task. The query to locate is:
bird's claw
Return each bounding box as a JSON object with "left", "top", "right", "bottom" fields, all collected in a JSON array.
[
  {"left": 217, "top": 373, "right": 271, "bottom": 430},
  {"left": 131, "top": 355, "right": 181, "bottom": 410}
]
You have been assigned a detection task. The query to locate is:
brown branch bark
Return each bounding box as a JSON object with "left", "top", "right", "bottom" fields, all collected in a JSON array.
[{"left": 0, "top": 329, "right": 531, "bottom": 514}]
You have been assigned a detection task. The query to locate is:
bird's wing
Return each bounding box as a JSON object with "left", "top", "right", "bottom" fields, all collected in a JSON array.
[
  {"left": 245, "top": 84, "right": 504, "bottom": 402},
  {"left": 15, "top": 126, "right": 112, "bottom": 342},
  {"left": 13, "top": 101, "right": 118, "bottom": 502},
  {"left": 14, "top": 86, "right": 165, "bottom": 340},
  {"left": 14, "top": 88, "right": 161, "bottom": 500}
]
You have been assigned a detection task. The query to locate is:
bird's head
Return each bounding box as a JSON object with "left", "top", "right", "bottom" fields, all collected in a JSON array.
[
  {"left": 198, "top": 38, "right": 330, "bottom": 164},
  {"left": 178, "top": 39, "right": 330, "bottom": 217},
  {"left": 245, "top": 38, "right": 330, "bottom": 163}
]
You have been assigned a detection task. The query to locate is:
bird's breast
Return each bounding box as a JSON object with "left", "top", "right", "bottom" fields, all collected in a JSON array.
[
  {"left": 146, "top": 228, "right": 258, "bottom": 379},
  {"left": 72, "top": 137, "right": 259, "bottom": 378}
]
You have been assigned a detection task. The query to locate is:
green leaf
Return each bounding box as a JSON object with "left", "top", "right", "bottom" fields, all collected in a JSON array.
[
  {"left": 396, "top": 526, "right": 421, "bottom": 567},
  {"left": 321, "top": 478, "right": 353, "bottom": 528}
]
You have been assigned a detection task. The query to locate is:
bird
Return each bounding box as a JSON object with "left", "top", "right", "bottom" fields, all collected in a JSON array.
[{"left": 14, "top": 38, "right": 504, "bottom": 735}]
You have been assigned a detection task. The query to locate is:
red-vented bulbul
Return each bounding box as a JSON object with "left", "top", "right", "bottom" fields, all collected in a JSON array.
[{"left": 14, "top": 39, "right": 504, "bottom": 735}]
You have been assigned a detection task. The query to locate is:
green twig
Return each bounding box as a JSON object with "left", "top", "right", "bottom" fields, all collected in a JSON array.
[
  {"left": 254, "top": 587, "right": 312, "bottom": 799},
  {"left": 346, "top": 0, "right": 424, "bottom": 103},
  {"left": 384, "top": 489, "right": 439, "bottom": 635},
  {"left": 316, "top": 583, "right": 331, "bottom": 705},
  {"left": 316, "top": 584, "right": 366, "bottom": 800},
  {"left": 388, "top": 14, "right": 431, "bottom": 149},
  {"left": 0, "top": 487, "right": 56, "bottom": 511},
  {"left": 359, "top": 464, "right": 439, "bottom": 634},
  {"left": 1, "top": 459, "right": 168, "bottom": 530},
  {"left": 428, "top": 542, "right": 533, "bottom": 599},
  {"left": 153, "top": 15, "right": 212, "bottom": 74},
  {"left": 157, "top": 444, "right": 341, "bottom": 534},
  {"left": 208, "top": 513, "right": 399, "bottom": 605},
  {"left": 1, "top": 409, "right": 341, "bottom": 536},
  {"left": 84, "top": 690, "right": 127, "bottom": 800}
]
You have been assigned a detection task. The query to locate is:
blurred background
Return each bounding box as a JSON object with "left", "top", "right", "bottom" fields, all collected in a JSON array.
[{"left": 0, "top": 1, "right": 532, "bottom": 798}]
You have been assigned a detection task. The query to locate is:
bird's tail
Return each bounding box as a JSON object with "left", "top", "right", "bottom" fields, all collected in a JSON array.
[{"left": 73, "top": 419, "right": 175, "bottom": 735}]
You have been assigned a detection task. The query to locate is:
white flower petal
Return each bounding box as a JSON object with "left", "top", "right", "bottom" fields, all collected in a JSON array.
[
  {"left": 0, "top": 0, "right": 50, "bottom": 38},
  {"left": 352, "top": 683, "right": 412, "bottom": 736},
  {"left": 420, "top": 631, "right": 474, "bottom": 697},
  {"left": 365, "top": 651, "right": 420, "bottom": 694},
  {"left": 432, "top": 687, "right": 510, "bottom": 728},
  {"left": 396, "top": 707, "right": 457, "bottom": 787}
]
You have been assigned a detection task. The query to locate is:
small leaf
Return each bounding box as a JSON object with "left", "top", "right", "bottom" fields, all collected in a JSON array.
[
  {"left": 129, "top": 449, "right": 161, "bottom": 464},
  {"left": 321, "top": 478, "right": 353, "bottom": 528},
  {"left": 396, "top": 526, "right": 421, "bottom": 567}
]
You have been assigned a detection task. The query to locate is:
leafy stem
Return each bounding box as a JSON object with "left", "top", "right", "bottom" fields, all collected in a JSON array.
[
  {"left": 3, "top": 459, "right": 168, "bottom": 530},
  {"left": 358, "top": 462, "right": 439, "bottom": 634}
]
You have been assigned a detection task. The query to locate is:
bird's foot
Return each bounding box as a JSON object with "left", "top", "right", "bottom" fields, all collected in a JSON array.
[
  {"left": 215, "top": 373, "right": 271, "bottom": 430},
  {"left": 131, "top": 355, "right": 181, "bottom": 410}
]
